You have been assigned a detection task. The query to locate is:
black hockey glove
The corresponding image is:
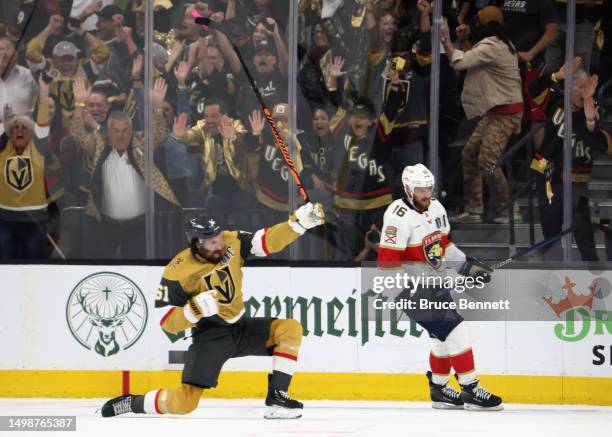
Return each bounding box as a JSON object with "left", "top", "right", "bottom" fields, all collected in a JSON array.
[{"left": 460, "top": 257, "right": 492, "bottom": 284}]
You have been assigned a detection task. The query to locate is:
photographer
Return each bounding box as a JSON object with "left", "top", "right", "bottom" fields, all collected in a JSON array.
[{"left": 355, "top": 224, "right": 380, "bottom": 262}]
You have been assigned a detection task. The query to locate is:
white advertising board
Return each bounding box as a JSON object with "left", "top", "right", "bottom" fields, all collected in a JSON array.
[{"left": 0, "top": 265, "right": 610, "bottom": 377}]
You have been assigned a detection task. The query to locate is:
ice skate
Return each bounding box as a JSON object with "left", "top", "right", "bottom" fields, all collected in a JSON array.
[
  {"left": 100, "top": 394, "right": 135, "bottom": 417},
  {"left": 264, "top": 389, "right": 303, "bottom": 419},
  {"left": 460, "top": 380, "right": 503, "bottom": 411},
  {"left": 426, "top": 371, "right": 464, "bottom": 410}
]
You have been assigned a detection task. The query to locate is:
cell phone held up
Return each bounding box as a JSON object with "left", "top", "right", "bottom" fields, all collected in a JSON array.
[
  {"left": 41, "top": 71, "right": 53, "bottom": 84},
  {"left": 253, "top": 14, "right": 275, "bottom": 33},
  {"left": 68, "top": 17, "right": 82, "bottom": 29},
  {"left": 366, "top": 229, "right": 381, "bottom": 244}
]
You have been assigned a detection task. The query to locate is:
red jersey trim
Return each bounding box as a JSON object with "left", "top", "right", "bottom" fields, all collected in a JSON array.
[
  {"left": 159, "top": 307, "right": 176, "bottom": 326},
  {"left": 336, "top": 186, "right": 392, "bottom": 198},
  {"left": 261, "top": 227, "right": 270, "bottom": 255}
]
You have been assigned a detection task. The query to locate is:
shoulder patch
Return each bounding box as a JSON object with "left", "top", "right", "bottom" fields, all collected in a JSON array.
[{"left": 384, "top": 226, "right": 398, "bottom": 244}]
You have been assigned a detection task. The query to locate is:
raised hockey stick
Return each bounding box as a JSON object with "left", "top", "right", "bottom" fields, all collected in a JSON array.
[
  {"left": 193, "top": 13, "right": 310, "bottom": 203},
  {"left": 490, "top": 227, "right": 573, "bottom": 270}
]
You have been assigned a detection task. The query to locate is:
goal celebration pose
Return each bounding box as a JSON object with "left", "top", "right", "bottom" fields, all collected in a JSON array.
[
  {"left": 377, "top": 164, "right": 503, "bottom": 411},
  {"left": 101, "top": 202, "right": 324, "bottom": 419}
]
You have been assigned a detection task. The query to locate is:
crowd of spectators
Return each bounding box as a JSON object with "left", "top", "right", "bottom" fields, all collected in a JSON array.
[{"left": 0, "top": 0, "right": 610, "bottom": 261}]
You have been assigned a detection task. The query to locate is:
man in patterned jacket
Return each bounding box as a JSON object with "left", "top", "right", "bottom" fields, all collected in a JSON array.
[{"left": 69, "top": 76, "right": 179, "bottom": 258}]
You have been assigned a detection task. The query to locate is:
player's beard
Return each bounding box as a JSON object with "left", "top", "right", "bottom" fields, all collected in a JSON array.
[
  {"left": 193, "top": 242, "right": 226, "bottom": 264},
  {"left": 201, "top": 248, "right": 224, "bottom": 264},
  {"left": 413, "top": 196, "right": 431, "bottom": 212}
]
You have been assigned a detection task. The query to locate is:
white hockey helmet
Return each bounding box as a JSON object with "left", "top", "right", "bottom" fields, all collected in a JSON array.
[{"left": 401, "top": 164, "right": 435, "bottom": 199}]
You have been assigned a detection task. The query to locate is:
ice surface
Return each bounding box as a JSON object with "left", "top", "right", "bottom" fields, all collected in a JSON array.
[{"left": 0, "top": 398, "right": 610, "bottom": 437}]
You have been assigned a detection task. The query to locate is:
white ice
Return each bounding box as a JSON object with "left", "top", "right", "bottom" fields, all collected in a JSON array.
[{"left": 1, "top": 398, "right": 611, "bottom": 437}]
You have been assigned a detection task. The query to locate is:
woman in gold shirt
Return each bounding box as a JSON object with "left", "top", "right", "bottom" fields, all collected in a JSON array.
[{"left": 0, "top": 76, "right": 62, "bottom": 259}]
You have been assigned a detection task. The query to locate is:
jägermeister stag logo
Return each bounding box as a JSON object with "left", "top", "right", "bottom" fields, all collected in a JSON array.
[{"left": 66, "top": 272, "right": 148, "bottom": 356}]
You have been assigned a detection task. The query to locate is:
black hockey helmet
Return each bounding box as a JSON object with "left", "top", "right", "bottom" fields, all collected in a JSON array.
[{"left": 185, "top": 215, "right": 222, "bottom": 244}]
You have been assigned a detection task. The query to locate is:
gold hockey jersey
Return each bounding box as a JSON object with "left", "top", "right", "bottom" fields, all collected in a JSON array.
[{"left": 156, "top": 220, "right": 300, "bottom": 335}]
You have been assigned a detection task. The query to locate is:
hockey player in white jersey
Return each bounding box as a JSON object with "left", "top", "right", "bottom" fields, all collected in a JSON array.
[{"left": 377, "top": 164, "right": 503, "bottom": 411}]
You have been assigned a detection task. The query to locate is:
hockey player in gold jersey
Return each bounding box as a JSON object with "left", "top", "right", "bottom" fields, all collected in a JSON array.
[{"left": 101, "top": 202, "right": 325, "bottom": 419}]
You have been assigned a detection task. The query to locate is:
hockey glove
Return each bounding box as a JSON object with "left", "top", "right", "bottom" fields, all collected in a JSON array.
[
  {"left": 183, "top": 290, "right": 219, "bottom": 323},
  {"left": 289, "top": 202, "right": 325, "bottom": 234},
  {"left": 459, "top": 257, "right": 492, "bottom": 284}
]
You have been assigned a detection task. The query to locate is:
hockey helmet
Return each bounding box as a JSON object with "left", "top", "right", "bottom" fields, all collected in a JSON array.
[
  {"left": 185, "top": 215, "right": 222, "bottom": 244},
  {"left": 401, "top": 164, "right": 435, "bottom": 199}
]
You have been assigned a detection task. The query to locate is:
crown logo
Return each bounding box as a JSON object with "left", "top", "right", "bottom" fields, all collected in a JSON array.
[{"left": 544, "top": 276, "right": 595, "bottom": 317}]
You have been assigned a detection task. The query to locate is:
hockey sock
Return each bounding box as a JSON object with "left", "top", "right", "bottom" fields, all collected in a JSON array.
[
  {"left": 443, "top": 323, "right": 477, "bottom": 385},
  {"left": 270, "top": 348, "right": 298, "bottom": 391},
  {"left": 449, "top": 349, "right": 477, "bottom": 385},
  {"left": 142, "top": 385, "right": 203, "bottom": 415},
  {"left": 429, "top": 352, "right": 452, "bottom": 385},
  {"left": 268, "top": 371, "right": 292, "bottom": 392},
  {"left": 142, "top": 390, "right": 165, "bottom": 414},
  {"left": 266, "top": 319, "right": 302, "bottom": 391}
]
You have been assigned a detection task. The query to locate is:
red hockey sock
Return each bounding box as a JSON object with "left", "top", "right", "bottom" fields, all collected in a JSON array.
[
  {"left": 449, "top": 349, "right": 476, "bottom": 384},
  {"left": 429, "top": 352, "right": 451, "bottom": 384}
]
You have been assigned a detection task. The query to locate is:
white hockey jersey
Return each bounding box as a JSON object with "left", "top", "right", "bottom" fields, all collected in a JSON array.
[{"left": 377, "top": 197, "right": 466, "bottom": 272}]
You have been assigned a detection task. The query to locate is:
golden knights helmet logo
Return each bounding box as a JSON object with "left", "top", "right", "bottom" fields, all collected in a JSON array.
[
  {"left": 202, "top": 265, "right": 236, "bottom": 304},
  {"left": 423, "top": 232, "right": 443, "bottom": 269},
  {"left": 4, "top": 156, "right": 33, "bottom": 192},
  {"left": 66, "top": 272, "right": 148, "bottom": 357}
]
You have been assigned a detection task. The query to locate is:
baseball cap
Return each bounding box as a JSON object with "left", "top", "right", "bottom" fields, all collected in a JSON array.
[
  {"left": 254, "top": 38, "right": 276, "bottom": 55},
  {"left": 348, "top": 97, "right": 376, "bottom": 118},
  {"left": 151, "top": 43, "right": 168, "bottom": 66},
  {"left": 478, "top": 6, "right": 504, "bottom": 26},
  {"left": 53, "top": 41, "right": 79, "bottom": 58},
  {"left": 97, "top": 4, "right": 124, "bottom": 22},
  {"left": 272, "top": 103, "right": 289, "bottom": 119}
]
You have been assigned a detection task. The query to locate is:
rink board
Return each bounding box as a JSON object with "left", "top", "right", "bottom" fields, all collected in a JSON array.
[
  {"left": 0, "top": 264, "right": 611, "bottom": 405},
  {"left": 1, "top": 370, "right": 612, "bottom": 405}
]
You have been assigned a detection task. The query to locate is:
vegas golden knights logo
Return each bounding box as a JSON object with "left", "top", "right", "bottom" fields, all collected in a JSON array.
[
  {"left": 423, "top": 232, "right": 443, "bottom": 269},
  {"left": 202, "top": 265, "right": 236, "bottom": 304},
  {"left": 5, "top": 156, "right": 33, "bottom": 192}
]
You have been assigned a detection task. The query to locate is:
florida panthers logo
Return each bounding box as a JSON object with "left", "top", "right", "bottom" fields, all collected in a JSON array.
[{"left": 423, "top": 232, "right": 443, "bottom": 269}]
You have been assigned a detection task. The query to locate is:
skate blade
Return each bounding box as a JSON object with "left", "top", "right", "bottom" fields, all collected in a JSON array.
[
  {"left": 264, "top": 406, "right": 303, "bottom": 419},
  {"left": 432, "top": 402, "right": 464, "bottom": 410},
  {"left": 464, "top": 403, "right": 504, "bottom": 411}
]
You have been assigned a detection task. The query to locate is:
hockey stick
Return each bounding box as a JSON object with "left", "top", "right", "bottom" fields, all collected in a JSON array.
[
  {"left": 193, "top": 13, "right": 310, "bottom": 203},
  {"left": 490, "top": 227, "right": 573, "bottom": 270}
]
